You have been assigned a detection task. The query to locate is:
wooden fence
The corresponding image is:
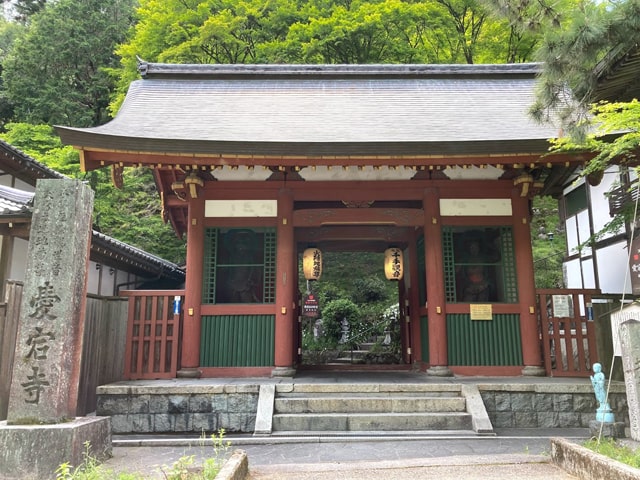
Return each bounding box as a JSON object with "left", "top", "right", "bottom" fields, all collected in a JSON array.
[
  {"left": 0, "top": 281, "right": 128, "bottom": 419},
  {"left": 122, "top": 290, "right": 184, "bottom": 380},
  {"left": 537, "top": 289, "right": 600, "bottom": 377}
]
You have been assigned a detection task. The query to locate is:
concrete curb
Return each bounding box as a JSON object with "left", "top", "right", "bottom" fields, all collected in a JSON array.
[
  {"left": 215, "top": 449, "right": 249, "bottom": 480},
  {"left": 550, "top": 437, "right": 640, "bottom": 480}
]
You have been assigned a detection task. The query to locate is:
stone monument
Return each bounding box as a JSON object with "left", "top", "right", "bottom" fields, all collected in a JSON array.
[
  {"left": 0, "top": 179, "right": 111, "bottom": 479},
  {"left": 619, "top": 318, "right": 640, "bottom": 440}
]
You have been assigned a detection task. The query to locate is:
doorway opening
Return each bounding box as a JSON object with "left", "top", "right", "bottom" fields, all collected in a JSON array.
[{"left": 298, "top": 249, "right": 404, "bottom": 367}]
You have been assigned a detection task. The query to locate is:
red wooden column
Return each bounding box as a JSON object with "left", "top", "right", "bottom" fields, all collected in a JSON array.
[
  {"left": 512, "top": 191, "right": 545, "bottom": 376},
  {"left": 178, "top": 195, "right": 205, "bottom": 377},
  {"left": 273, "top": 188, "right": 296, "bottom": 376},
  {"left": 423, "top": 188, "right": 452, "bottom": 376}
]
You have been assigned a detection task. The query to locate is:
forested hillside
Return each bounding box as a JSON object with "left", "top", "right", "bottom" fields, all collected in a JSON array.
[{"left": 1, "top": 0, "right": 631, "bottom": 287}]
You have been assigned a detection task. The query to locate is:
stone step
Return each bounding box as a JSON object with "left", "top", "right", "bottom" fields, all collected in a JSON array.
[
  {"left": 274, "top": 395, "right": 466, "bottom": 414},
  {"left": 272, "top": 412, "right": 473, "bottom": 431},
  {"left": 275, "top": 383, "right": 463, "bottom": 395}
]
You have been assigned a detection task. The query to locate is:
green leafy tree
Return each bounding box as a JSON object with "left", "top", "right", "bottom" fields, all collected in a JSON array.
[
  {"left": 2, "top": 0, "right": 136, "bottom": 127},
  {"left": 0, "top": 18, "right": 23, "bottom": 126},
  {"left": 111, "top": 0, "right": 544, "bottom": 111},
  {"left": 531, "top": 196, "right": 565, "bottom": 288},
  {"left": 0, "top": 123, "right": 186, "bottom": 264}
]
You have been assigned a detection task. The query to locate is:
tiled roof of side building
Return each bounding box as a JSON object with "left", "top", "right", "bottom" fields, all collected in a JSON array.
[
  {"left": 0, "top": 140, "right": 65, "bottom": 184},
  {"left": 0, "top": 146, "right": 184, "bottom": 283}
]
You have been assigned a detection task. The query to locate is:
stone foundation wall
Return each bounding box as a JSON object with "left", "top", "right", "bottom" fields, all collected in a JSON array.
[
  {"left": 97, "top": 382, "right": 629, "bottom": 434},
  {"left": 479, "top": 384, "right": 629, "bottom": 429},
  {"left": 96, "top": 385, "right": 259, "bottom": 434}
]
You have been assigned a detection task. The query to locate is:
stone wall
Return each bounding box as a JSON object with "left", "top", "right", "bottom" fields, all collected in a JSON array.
[
  {"left": 96, "top": 384, "right": 259, "bottom": 434},
  {"left": 479, "top": 384, "right": 629, "bottom": 429}
]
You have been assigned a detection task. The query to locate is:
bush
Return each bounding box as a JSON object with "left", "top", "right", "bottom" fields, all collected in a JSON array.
[{"left": 321, "top": 298, "right": 362, "bottom": 342}]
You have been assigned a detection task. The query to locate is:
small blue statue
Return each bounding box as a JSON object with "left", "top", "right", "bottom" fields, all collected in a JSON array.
[{"left": 591, "top": 363, "right": 615, "bottom": 423}]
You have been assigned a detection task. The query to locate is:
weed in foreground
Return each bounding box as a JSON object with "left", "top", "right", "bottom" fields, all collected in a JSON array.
[{"left": 583, "top": 437, "right": 640, "bottom": 469}]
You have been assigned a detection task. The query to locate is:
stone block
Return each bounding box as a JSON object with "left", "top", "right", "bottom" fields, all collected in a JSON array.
[
  {"left": 129, "top": 395, "right": 150, "bottom": 414},
  {"left": 494, "top": 393, "right": 511, "bottom": 412},
  {"left": 129, "top": 414, "right": 152, "bottom": 433},
  {"left": 168, "top": 395, "right": 189, "bottom": 413},
  {"left": 480, "top": 392, "right": 495, "bottom": 412},
  {"left": 96, "top": 395, "right": 129, "bottom": 415},
  {"left": 492, "top": 411, "right": 514, "bottom": 428},
  {"left": 228, "top": 393, "right": 250, "bottom": 412},
  {"left": 573, "top": 394, "right": 597, "bottom": 413},
  {"left": 534, "top": 393, "right": 553, "bottom": 411},
  {"left": 153, "top": 414, "right": 172, "bottom": 433},
  {"left": 149, "top": 395, "right": 169, "bottom": 413},
  {"left": 553, "top": 394, "right": 573, "bottom": 412},
  {"left": 514, "top": 411, "right": 539, "bottom": 428},
  {"left": 191, "top": 413, "right": 217, "bottom": 432},
  {"left": 557, "top": 412, "right": 581, "bottom": 427},
  {"left": 538, "top": 412, "right": 559, "bottom": 428},
  {"left": 0, "top": 416, "right": 110, "bottom": 480},
  {"left": 170, "top": 413, "right": 190, "bottom": 432},
  {"left": 190, "top": 394, "right": 213, "bottom": 413},
  {"left": 220, "top": 412, "right": 255, "bottom": 432},
  {"left": 212, "top": 394, "right": 228, "bottom": 412},
  {"left": 510, "top": 393, "right": 535, "bottom": 412},
  {"left": 109, "top": 415, "right": 131, "bottom": 434}
]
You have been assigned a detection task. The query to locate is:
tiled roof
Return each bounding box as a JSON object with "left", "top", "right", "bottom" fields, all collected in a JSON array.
[
  {"left": 56, "top": 62, "right": 562, "bottom": 157},
  {"left": 0, "top": 184, "right": 33, "bottom": 215},
  {"left": 0, "top": 141, "right": 65, "bottom": 185},
  {"left": 593, "top": 45, "right": 640, "bottom": 102}
]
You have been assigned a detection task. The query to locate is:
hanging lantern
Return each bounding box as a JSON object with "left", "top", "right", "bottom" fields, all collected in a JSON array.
[
  {"left": 303, "top": 248, "right": 322, "bottom": 281},
  {"left": 384, "top": 247, "right": 404, "bottom": 281}
]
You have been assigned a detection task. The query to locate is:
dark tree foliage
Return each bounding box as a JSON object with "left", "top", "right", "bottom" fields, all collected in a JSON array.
[
  {"left": 2, "top": 0, "right": 136, "bottom": 127},
  {"left": 14, "top": 0, "right": 47, "bottom": 22}
]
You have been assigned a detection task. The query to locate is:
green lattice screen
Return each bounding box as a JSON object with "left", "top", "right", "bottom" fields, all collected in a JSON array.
[
  {"left": 442, "top": 226, "right": 518, "bottom": 303},
  {"left": 202, "top": 227, "right": 276, "bottom": 304},
  {"left": 417, "top": 235, "right": 426, "bottom": 307}
]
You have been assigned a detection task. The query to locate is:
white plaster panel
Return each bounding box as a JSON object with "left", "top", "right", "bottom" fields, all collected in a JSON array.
[
  {"left": 8, "top": 237, "right": 27, "bottom": 282},
  {"left": 564, "top": 258, "right": 582, "bottom": 289},
  {"left": 596, "top": 241, "right": 633, "bottom": 295},
  {"left": 210, "top": 166, "right": 273, "bottom": 181},
  {"left": 581, "top": 258, "right": 596, "bottom": 289},
  {"left": 298, "top": 165, "right": 416, "bottom": 181},
  {"left": 577, "top": 210, "right": 592, "bottom": 257},
  {"left": 439, "top": 198, "right": 511, "bottom": 216},
  {"left": 565, "top": 216, "right": 579, "bottom": 255},
  {"left": 205, "top": 200, "right": 277, "bottom": 217},
  {"left": 441, "top": 165, "right": 504, "bottom": 180},
  {"left": 87, "top": 261, "right": 100, "bottom": 295}
]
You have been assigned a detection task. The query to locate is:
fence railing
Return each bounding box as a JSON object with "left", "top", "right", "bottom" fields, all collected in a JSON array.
[
  {"left": 121, "top": 290, "right": 184, "bottom": 380},
  {"left": 0, "top": 281, "right": 129, "bottom": 419},
  {"left": 0, "top": 281, "right": 22, "bottom": 420},
  {"left": 537, "top": 289, "right": 600, "bottom": 377}
]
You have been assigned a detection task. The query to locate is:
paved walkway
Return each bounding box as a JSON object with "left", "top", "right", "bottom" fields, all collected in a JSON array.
[
  {"left": 104, "top": 429, "right": 586, "bottom": 479},
  {"left": 100, "top": 372, "right": 598, "bottom": 478}
]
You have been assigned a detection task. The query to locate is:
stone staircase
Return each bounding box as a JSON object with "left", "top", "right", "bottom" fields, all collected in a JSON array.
[{"left": 254, "top": 383, "right": 494, "bottom": 437}]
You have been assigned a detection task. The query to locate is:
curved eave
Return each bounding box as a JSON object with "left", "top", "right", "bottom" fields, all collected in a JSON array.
[{"left": 56, "top": 130, "right": 591, "bottom": 173}]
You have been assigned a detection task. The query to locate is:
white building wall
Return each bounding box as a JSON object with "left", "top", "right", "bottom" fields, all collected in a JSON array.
[
  {"left": 596, "top": 240, "right": 633, "bottom": 294},
  {"left": 7, "top": 237, "right": 27, "bottom": 282}
]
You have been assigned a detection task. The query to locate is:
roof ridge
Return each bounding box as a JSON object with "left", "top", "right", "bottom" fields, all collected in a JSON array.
[{"left": 137, "top": 61, "right": 542, "bottom": 79}]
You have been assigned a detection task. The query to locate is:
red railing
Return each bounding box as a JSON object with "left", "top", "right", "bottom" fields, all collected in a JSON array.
[
  {"left": 122, "top": 290, "right": 184, "bottom": 380},
  {"left": 537, "top": 289, "right": 600, "bottom": 377}
]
